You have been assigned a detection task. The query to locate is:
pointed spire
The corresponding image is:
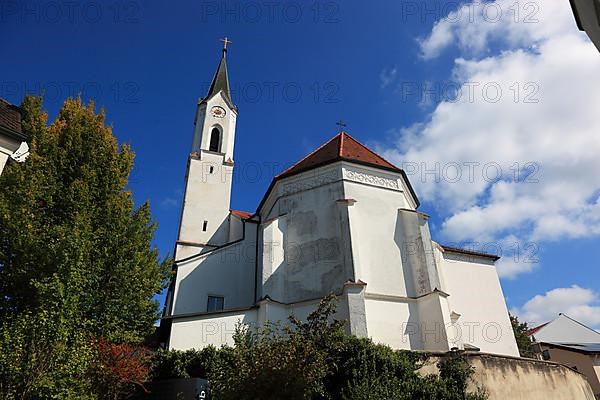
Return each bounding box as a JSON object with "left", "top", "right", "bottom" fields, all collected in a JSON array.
[{"left": 203, "top": 38, "right": 234, "bottom": 108}]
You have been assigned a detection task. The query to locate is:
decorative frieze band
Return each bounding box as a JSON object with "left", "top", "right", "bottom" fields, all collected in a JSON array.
[
  {"left": 279, "top": 167, "right": 401, "bottom": 196},
  {"left": 344, "top": 169, "right": 400, "bottom": 191}
]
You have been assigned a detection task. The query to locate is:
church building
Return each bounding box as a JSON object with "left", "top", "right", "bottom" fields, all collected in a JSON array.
[{"left": 161, "top": 45, "right": 520, "bottom": 357}]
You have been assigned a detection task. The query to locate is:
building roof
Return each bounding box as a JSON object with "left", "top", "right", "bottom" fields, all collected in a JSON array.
[
  {"left": 542, "top": 342, "right": 600, "bottom": 355},
  {"left": 527, "top": 322, "right": 550, "bottom": 336},
  {"left": 440, "top": 244, "right": 500, "bottom": 261},
  {"left": 569, "top": 0, "right": 600, "bottom": 52},
  {"left": 0, "top": 99, "right": 26, "bottom": 141},
  {"left": 277, "top": 132, "right": 401, "bottom": 179},
  {"left": 527, "top": 314, "right": 600, "bottom": 343},
  {"left": 230, "top": 209, "right": 253, "bottom": 219},
  {"left": 256, "top": 131, "right": 420, "bottom": 213},
  {"left": 202, "top": 50, "right": 234, "bottom": 109}
]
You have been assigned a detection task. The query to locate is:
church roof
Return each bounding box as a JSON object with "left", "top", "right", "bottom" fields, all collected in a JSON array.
[
  {"left": 202, "top": 51, "right": 234, "bottom": 109},
  {"left": 230, "top": 209, "right": 253, "bottom": 219},
  {"left": 257, "top": 131, "right": 420, "bottom": 213},
  {"left": 277, "top": 132, "right": 402, "bottom": 179}
]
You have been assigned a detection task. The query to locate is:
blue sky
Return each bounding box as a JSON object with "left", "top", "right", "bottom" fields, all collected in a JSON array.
[{"left": 3, "top": 0, "right": 600, "bottom": 329}]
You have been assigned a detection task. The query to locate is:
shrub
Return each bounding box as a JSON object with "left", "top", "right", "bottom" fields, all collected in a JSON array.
[
  {"left": 209, "top": 295, "right": 345, "bottom": 400},
  {"left": 151, "top": 346, "right": 226, "bottom": 380},
  {"left": 151, "top": 295, "right": 487, "bottom": 400},
  {"left": 88, "top": 338, "right": 152, "bottom": 400}
]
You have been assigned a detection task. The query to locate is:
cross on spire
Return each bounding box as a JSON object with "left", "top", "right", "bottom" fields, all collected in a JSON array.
[
  {"left": 336, "top": 120, "right": 347, "bottom": 132},
  {"left": 220, "top": 36, "right": 232, "bottom": 53}
]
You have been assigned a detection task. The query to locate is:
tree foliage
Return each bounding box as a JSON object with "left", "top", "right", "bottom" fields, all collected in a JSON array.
[
  {"left": 0, "top": 96, "right": 170, "bottom": 399},
  {"left": 510, "top": 314, "right": 534, "bottom": 358}
]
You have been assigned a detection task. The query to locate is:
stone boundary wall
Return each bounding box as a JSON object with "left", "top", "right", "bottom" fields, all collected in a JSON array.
[{"left": 420, "top": 351, "right": 596, "bottom": 400}]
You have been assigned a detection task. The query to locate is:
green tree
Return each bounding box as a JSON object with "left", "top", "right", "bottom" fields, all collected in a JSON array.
[
  {"left": 510, "top": 314, "right": 534, "bottom": 358},
  {"left": 0, "top": 96, "right": 171, "bottom": 398},
  {"left": 210, "top": 295, "right": 345, "bottom": 400}
]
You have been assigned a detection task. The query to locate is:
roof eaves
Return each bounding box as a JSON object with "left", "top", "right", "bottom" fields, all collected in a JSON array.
[
  {"left": 541, "top": 342, "right": 600, "bottom": 354},
  {"left": 569, "top": 0, "right": 584, "bottom": 31},
  {"left": 0, "top": 124, "right": 28, "bottom": 142},
  {"left": 441, "top": 245, "right": 500, "bottom": 261}
]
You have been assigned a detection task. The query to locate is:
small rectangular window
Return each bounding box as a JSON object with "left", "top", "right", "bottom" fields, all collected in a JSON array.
[
  {"left": 207, "top": 296, "right": 224, "bottom": 312},
  {"left": 203, "top": 221, "right": 208, "bottom": 231}
]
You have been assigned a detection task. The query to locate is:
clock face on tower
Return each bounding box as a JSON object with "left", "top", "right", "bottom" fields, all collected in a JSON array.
[{"left": 211, "top": 106, "right": 226, "bottom": 118}]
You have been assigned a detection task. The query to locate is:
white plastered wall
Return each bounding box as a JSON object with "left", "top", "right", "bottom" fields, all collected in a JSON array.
[
  {"left": 258, "top": 165, "right": 353, "bottom": 305},
  {"left": 178, "top": 153, "right": 233, "bottom": 246},
  {"left": 0, "top": 134, "right": 21, "bottom": 175},
  {"left": 342, "top": 163, "right": 415, "bottom": 298},
  {"left": 171, "top": 222, "right": 257, "bottom": 316},
  {"left": 169, "top": 309, "right": 257, "bottom": 350},
  {"left": 436, "top": 247, "right": 519, "bottom": 357},
  {"left": 364, "top": 296, "right": 422, "bottom": 350}
]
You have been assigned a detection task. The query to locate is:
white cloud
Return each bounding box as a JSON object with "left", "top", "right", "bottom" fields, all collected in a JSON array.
[
  {"left": 380, "top": 66, "right": 398, "bottom": 89},
  {"left": 511, "top": 285, "right": 600, "bottom": 329},
  {"left": 381, "top": 0, "right": 600, "bottom": 277},
  {"left": 418, "top": 0, "right": 572, "bottom": 59}
]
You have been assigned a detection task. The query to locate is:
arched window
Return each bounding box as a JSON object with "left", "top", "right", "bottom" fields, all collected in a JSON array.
[{"left": 209, "top": 128, "right": 221, "bottom": 152}]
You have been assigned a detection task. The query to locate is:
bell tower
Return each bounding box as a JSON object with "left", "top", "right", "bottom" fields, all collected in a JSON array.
[{"left": 177, "top": 39, "right": 238, "bottom": 251}]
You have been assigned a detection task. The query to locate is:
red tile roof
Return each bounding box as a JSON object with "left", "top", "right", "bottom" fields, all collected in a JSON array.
[
  {"left": 230, "top": 209, "right": 253, "bottom": 219},
  {"left": 277, "top": 132, "right": 401, "bottom": 178},
  {"left": 527, "top": 322, "right": 550, "bottom": 336},
  {"left": 0, "top": 98, "right": 23, "bottom": 135},
  {"left": 256, "top": 131, "right": 421, "bottom": 213}
]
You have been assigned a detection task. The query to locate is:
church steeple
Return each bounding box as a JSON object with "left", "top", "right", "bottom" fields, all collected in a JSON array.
[
  {"left": 202, "top": 37, "right": 234, "bottom": 109},
  {"left": 204, "top": 53, "right": 233, "bottom": 108},
  {"left": 180, "top": 40, "right": 239, "bottom": 247}
]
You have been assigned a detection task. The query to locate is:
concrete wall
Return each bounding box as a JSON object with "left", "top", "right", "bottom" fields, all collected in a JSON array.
[
  {"left": 420, "top": 352, "right": 596, "bottom": 400},
  {"left": 437, "top": 247, "right": 520, "bottom": 357},
  {"left": 468, "top": 353, "right": 596, "bottom": 400},
  {"left": 541, "top": 345, "right": 600, "bottom": 396}
]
